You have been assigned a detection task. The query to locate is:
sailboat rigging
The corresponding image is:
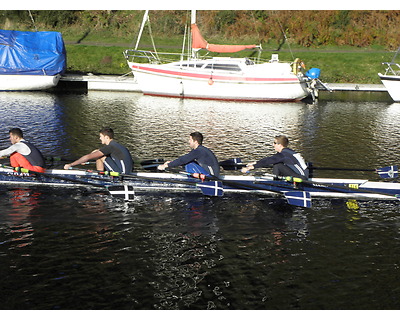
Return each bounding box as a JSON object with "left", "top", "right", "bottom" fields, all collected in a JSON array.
[{"left": 124, "top": 10, "right": 322, "bottom": 101}]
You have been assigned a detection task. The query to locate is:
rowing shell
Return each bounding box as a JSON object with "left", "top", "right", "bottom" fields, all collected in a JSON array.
[{"left": 0, "top": 167, "right": 399, "bottom": 205}]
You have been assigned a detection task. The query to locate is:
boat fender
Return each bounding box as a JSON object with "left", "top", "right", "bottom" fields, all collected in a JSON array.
[
  {"left": 305, "top": 68, "right": 321, "bottom": 79},
  {"left": 208, "top": 78, "right": 214, "bottom": 85},
  {"left": 292, "top": 58, "right": 305, "bottom": 74}
]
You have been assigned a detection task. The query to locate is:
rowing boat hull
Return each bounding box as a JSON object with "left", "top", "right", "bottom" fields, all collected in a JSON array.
[{"left": 1, "top": 168, "right": 399, "bottom": 201}]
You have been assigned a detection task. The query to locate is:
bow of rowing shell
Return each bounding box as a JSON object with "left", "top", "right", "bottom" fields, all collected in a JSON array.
[{"left": 0, "top": 167, "right": 400, "bottom": 202}]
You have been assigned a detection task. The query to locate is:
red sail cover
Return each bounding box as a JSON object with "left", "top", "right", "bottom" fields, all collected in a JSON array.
[{"left": 191, "top": 24, "right": 257, "bottom": 53}]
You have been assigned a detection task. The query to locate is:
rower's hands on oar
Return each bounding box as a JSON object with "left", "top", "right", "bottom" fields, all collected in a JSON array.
[
  {"left": 241, "top": 163, "right": 255, "bottom": 174},
  {"left": 157, "top": 161, "right": 171, "bottom": 171}
]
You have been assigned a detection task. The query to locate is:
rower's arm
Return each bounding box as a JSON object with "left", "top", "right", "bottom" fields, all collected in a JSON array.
[
  {"left": 64, "top": 150, "right": 104, "bottom": 169},
  {"left": 0, "top": 144, "right": 22, "bottom": 157}
]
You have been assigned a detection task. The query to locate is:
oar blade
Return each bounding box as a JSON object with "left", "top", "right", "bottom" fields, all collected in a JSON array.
[
  {"left": 283, "top": 191, "right": 311, "bottom": 208},
  {"left": 377, "top": 165, "right": 398, "bottom": 179},
  {"left": 107, "top": 185, "right": 135, "bottom": 201},
  {"left": 198, "top": 181, "right": 224, "bottom": 197},
  {"left": 219, "top": 158, "right": 245, "bottom": 170}
]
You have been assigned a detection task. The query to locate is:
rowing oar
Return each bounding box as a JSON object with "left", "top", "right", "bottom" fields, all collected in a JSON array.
[
  {"left": 308, "top": 164, "right": 398, "bottom": 179},
  {"left": 183, "top": 171, "right": 311, "bottom": 208},
  {"left": 219, "top": 158, "right": 247, "bottom": 170},
  {"left": 0, "top": 165, "right": 138, "bottom": 201},
  {"left": 45, "top": 156, "right": 76, "bottom": 162},
  {"left": 256, "top": 174, "right": 400, "bottom": 200},
  {"left": 112, "top": 171, "right": 224, "bottom": 197},
  {"left": 0, "top": 164, "right": 106, "bottom": 188},
  {"left": 140, "top": 158, "right": 165, "bottom": 171},
  {"left": 68, "top": 167, "right": 224, "bottom": 198},
  {"left": 219, "top": 158, "right": 399, "bottom": 179},
  {"left": 46, "top": 156, "right": 166, "bottom": 171}
]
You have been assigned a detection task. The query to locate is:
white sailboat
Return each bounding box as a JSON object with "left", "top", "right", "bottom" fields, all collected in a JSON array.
[
  {"left": 124, "top": 10, "right": 319, "bottom": 102},
  {"left": 378, "top": 46, "right": 400, "bottom": 102}
]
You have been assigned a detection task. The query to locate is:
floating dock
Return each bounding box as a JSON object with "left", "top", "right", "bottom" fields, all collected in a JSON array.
[
  {"left": 326, "top": 83, "right": 386, "bottom": 92},
  {"left": 57, "top": 74, "right": 141, "bottom": 92},
  {"left": 58, "top": 74, "right": 387, "bottom": 93}
]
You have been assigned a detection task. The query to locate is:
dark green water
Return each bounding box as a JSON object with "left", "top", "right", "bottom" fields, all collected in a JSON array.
[{"left": 0, "top": 91, "right": 399, "bottom": 309}]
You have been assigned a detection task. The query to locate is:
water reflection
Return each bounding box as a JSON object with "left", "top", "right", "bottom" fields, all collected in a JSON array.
[
  {"left": 0, "top": 92, "right": 68, "bottom": 156},
  {"left": 57, "top": 92, "right": 313, "bottom": 164},
  {"left": 53, "top": 92, "right": 399, "bottom": 180},
  {"left": 3, "top": 92, "right": 399, "bottom": 177},
  {"left": 1, "top": 92, "right": 400, "bottom": 309},
  {"left": 115, "top": 195, "right": 310, "bottom": 309}
]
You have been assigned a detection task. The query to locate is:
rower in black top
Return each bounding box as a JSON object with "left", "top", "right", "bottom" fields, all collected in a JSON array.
[
  {"left": 157, "top": 131, "right": 220, "bottom": 177},
  {"left": 64, "top": 128, "right": 133, "bottom": 173},
  {"left": 241, "top": 134, "right": 309, "bottom": 178}
]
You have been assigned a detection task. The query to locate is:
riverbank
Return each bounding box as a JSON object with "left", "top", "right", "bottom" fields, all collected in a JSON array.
[
  {"left": 64, "top": 42, "right": 394, "bottom": 84},
  {"left": 2, "top": 10, "right": 397, "bottom": 83}
]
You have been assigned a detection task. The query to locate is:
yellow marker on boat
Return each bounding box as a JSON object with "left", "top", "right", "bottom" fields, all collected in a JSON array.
[
  {"left": 101, "top": 171, "right": 120, "bottom": 177},
  {"left": 285, "top": 176, "right": 303, "bottom": 183}
]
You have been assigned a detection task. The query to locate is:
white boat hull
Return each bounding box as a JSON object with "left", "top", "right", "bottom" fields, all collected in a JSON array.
[
  {"left": 378, "top": 73, "right": 400, "bottom": 101},
  {"left": 128, "top": 61, "right": 310, "bottom": 101},
  {"left": 0, "top": 74, "right": 61, "bottom": 91}
]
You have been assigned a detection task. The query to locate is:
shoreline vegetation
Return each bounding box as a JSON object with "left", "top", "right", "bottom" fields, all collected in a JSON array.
[{"left": 2, "top": 10, "right": 400, "bottom": 84}]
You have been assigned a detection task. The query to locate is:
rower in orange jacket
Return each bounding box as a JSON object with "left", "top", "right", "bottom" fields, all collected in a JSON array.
[{"left": 0, "top": 128, "right": 46, "bottom": 173}]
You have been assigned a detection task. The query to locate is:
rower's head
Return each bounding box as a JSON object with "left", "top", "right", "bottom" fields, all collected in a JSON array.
[
  {"left": 189, "top": 132, "right": 203, "bottom": 149},
  {"left": 99, "top": 128, "right": 114, "bottom": 145},
  {"left": 273, "top": 135, "right": 289, "bottom": 152},
  {"left": 9, "top": 128, "right": 23, "bottom": 144}
]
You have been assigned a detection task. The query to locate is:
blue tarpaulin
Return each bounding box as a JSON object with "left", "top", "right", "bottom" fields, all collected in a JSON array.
[{"left": 0, "top": 29, "right": 66, "bottom": 75}]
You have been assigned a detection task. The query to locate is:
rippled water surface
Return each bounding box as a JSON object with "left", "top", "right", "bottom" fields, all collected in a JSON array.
[{"left": 0, "top": 91, "right": 400, "bottom": 309}]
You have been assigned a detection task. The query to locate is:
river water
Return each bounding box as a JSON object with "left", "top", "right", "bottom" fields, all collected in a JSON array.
[{"left": 0, "top": 91, "right": 399, "bottom": 310}]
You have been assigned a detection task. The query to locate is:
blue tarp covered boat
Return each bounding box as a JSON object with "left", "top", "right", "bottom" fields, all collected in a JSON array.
[{"left": 0, "top": 29, "right": 66, "bottom": 90}]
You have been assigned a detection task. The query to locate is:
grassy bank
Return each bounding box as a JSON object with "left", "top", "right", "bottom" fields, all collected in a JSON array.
[
  {"left": 65, "top": 40, "right": 394, "bottom": 84},
  {"left": 1, "top": 10, "right": 397, "bottom": 83}
]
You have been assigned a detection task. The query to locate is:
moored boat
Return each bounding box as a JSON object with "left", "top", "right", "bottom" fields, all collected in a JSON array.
[
  {"left": 124, "top": 10, "right": 322, "bottom": 102},
  {"left": 378, "top": 45, "right": 400, "bottom": 101},
  {"left": 0, "top": 29, "right": 66, "bottom": 91}
]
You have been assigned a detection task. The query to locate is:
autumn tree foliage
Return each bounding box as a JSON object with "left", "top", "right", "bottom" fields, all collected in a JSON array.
[{"left": 2, "top": 10, "right": 400, "bottom": 49}]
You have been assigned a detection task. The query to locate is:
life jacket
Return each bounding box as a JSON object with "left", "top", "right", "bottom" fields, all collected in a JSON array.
[{"left": 20, "top": 140, "right": 45, "bottom": 168}]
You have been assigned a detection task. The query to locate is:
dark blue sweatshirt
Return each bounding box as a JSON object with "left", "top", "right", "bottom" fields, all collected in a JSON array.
[{"left": 168, "top": 145, "right": 220, "bottom": 176}]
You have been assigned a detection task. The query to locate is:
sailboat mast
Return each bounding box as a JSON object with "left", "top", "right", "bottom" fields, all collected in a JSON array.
[
  {"left": 190, "top": 10, "right": 197, "bottom": 59},
  {"left": 135, "top": 10, "right": 149, "bottom": 50},
  {"left": 191, "top": 10, "right": 196, "bottom": 24}
]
